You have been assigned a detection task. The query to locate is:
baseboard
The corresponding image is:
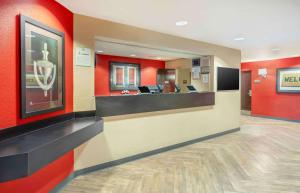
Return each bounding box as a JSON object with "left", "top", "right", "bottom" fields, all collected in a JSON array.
[
  {"left": 50, "top": 174, "right": 75, "bottom": 193},
  {"left": 251, "top": 115, "right": 300, "bottom": 123},
  {"left": 241, "top": 110, "right": 251, "bottom": 116},
  {"left": 51, "top": 127, "right": 240, "bottom": 192}
]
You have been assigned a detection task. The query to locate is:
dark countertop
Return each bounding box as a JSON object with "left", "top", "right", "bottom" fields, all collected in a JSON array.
[
  {"left": 100, "top": 91, "right": 212, "bottom": 97},
  {"left": 96, "top": 92, "right": 215, "bottom": 117},
  {"left": 0, "top": 114, "right": 103, "bottom": 182}
]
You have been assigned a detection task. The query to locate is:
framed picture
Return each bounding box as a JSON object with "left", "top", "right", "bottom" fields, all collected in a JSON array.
[
  {"left": 277, "top": 67, "right": 300, "bottom": 93},
  {"left": 20, "top": 15, "right": 65, "bottom": 118},
  {"left": 110, "top": 62, "right": 140, "bottom": 90}
]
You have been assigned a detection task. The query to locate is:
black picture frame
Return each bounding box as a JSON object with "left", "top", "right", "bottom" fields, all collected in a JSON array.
[
  {"left": 20, "top": 15, "right": 65, "bottom": 118},
  {"left": 276, "top": 67, "right": 300, "bottom": 93},
  {"left": 109, "top": 61, "right": 141, "bottom": 91}
]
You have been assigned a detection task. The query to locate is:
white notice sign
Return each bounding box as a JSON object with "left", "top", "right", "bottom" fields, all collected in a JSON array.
[
  {"left": 76, "top": 47, "right": 91, "bottom": 67},
  {"left": 192, "top": 67, "right": 200, "bottom": 79},
  {"left": 202, "top": 74, "right": 209, "bottom": 83}
]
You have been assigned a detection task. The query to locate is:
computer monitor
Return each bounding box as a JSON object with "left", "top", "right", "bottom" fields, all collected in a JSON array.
[
  {"left": 187, "top": 85, "right": 197, "bottom": 93},
  {"left": 138, "top": 86, "right": 151, "bottom": 94},
  {"left": 175, "top": 84, "right": 181, "bottom": 93},
  {"left": 157, "top": 84, "right": 164, "bottom": 93},
  {"left": 147, "top": 85, "right": 160, "bottom": 94}
]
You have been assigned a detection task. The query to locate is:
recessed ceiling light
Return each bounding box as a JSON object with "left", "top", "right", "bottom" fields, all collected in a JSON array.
[
  {"left": 97, "top": 50, "right": 103, "bottom": 53},
  {"left": 234, "top": 37, "right": 245, "bottom": 41},
  {"left": 130, "top": 54, "right": 136, "bottom": 57},
  {"left": 271, "top": 48, "right": 280, "bottom": 51},
  {"left": 176, "top": 21, "right": 188, "bottom": 26}
]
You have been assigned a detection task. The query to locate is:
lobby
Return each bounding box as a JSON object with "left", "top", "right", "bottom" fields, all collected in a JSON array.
[{"left": 0, "top": 1, "right": 299, "bottom": 193}]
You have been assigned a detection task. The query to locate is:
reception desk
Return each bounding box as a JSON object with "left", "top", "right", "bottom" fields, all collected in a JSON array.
[
  {"left": 75, "top": 91, "right": 240, "bottom": 174},
  {"left": 96, "top": 92, "right": 215, "bottom": 117}
]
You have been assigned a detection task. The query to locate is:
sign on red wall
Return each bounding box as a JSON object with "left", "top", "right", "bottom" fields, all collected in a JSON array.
[{"left": 241, "top": 57, "right": 300, "bottom": 121}]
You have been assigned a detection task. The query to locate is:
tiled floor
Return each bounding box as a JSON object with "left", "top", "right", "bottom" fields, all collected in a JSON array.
[{"left": 61, "top": 116, "right": 300, "bottom": 193}]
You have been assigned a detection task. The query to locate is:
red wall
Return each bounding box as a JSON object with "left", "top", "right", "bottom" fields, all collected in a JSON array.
[
  {"left": 241, "top": 57, "right": 300, "bottom": 121},
  {"left": 95, "top": 54, "right": 165, "bottom": 96},
  {"left": 0, "top": 0, "right": 74, "bottom": 192},
  {"left": 0, "top": 0, "right": 73, "bottom": 129},
  {"left": 0, "top": 151, "right": 74, "bottom": 193}
]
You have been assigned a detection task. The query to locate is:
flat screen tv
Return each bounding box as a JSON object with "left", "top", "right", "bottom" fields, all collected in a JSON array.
[{"left": 217, "top": 67, "right": 239, "bottom": 91}]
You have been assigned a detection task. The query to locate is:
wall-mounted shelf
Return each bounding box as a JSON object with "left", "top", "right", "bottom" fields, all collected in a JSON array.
[{"left": 0, "top": 113, "right": 103, "bottom": 182}]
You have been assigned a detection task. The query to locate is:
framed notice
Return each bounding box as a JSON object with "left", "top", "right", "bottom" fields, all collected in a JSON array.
[
  {"left": 110, "top": 62, "right": 140, "bottom": 91},
  {"left": 76, "top": 47, "right": 91, "bottom": 67},
  {"left": 277, "top": 68, "right": 300, "bottom": 93},
  {"left": 20, "top": 15, "right": 65, "bottom": 118}
]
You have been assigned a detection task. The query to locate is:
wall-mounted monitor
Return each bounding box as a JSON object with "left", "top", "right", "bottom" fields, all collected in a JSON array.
[{"left": 217, "top": 67, "right": 239, "bottom": 91}]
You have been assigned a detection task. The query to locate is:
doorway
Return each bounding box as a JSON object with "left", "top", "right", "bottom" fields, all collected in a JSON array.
[
  {"left": 176, "top": 68, "right": 191, "bottom": 93},
  {"left": 241, "top": 71, "right": 252, "bottom": 114}
]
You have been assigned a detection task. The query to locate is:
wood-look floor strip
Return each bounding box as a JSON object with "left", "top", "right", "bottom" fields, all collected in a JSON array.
[{"left": 60, "top": 116, "right": 300, "bottom": 193}]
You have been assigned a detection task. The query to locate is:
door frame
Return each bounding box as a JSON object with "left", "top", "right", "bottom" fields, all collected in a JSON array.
[{"left": 241, "top": 70, "right": 252, "bottom": 113}]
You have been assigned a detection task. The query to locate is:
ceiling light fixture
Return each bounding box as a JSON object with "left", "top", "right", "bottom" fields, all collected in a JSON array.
[
  {"left": 97, "top": 50, "right": 103, "bottom": 53},
  {"left": 176, "top": 21, "right": 188, "bottom": 26},
  {"left": 130, "top": 54, "right": 136, "bottom": 57},
  {"left": 234, "top": 37, "right": 245, "bottom": 41}
]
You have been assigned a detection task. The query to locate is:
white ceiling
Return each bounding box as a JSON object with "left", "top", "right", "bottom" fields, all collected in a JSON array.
[
  {"left": 95, "top": 40, "right": 201, "bottom": 61},
  {"left": 58, "top": 0, "right": 300, "bottom": 62}
]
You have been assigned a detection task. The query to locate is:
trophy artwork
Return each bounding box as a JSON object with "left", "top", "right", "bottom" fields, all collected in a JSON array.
[{"left": 33, "top": 43, "right": 57, "bottom": 97}]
